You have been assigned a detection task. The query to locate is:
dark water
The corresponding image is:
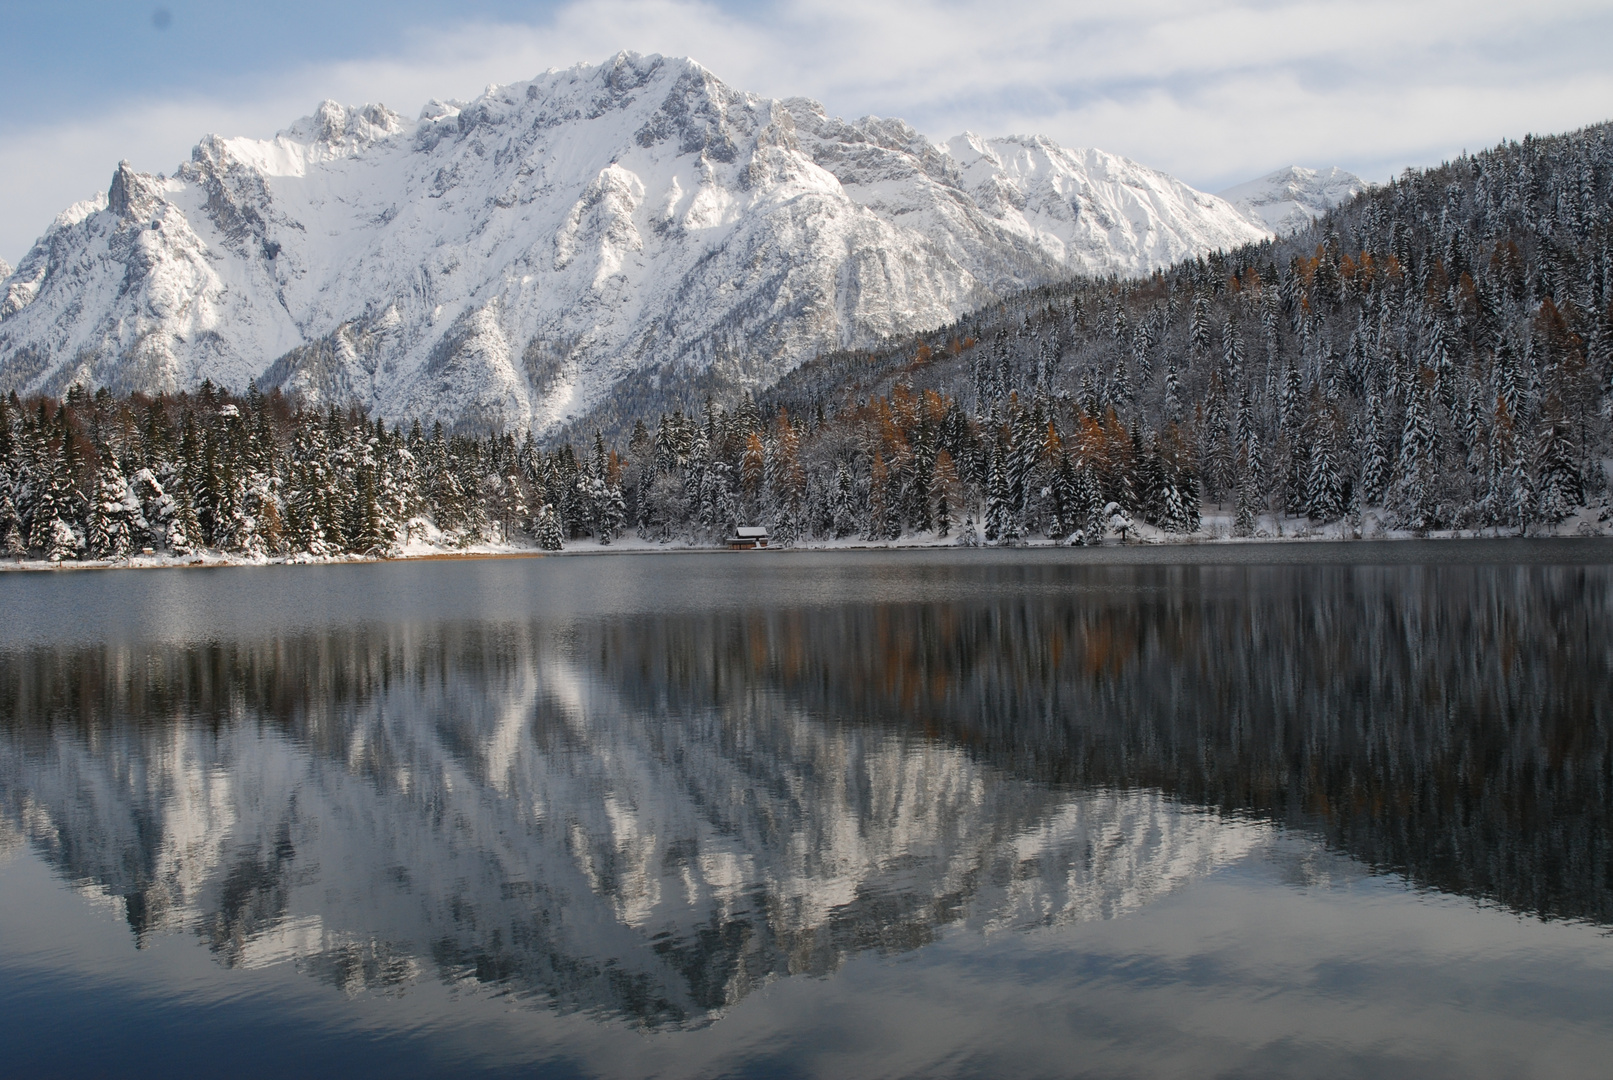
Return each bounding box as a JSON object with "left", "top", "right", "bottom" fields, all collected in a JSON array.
[{"left": 2, "top": 543, "right": 1612, "bottom": 1079}]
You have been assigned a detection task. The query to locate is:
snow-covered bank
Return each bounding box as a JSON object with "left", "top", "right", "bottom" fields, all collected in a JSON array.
[{"left": 5, "top": 504, "right": 1608, "bottom": 574}]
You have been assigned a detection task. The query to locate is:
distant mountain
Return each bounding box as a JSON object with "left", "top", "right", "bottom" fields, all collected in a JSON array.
[
  {"left": 1217, "top": 165, "right": 1365, "bottom": 235},
  {"left": 0, "top": 258, "right": 10, "bottom": 283},
  {"left": 0, "top": 52, "right": 1266, "bottom": 432}
]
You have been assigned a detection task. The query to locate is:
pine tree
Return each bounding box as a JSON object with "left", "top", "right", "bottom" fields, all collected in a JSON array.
[
  {"left": 933, "top": 448, "right": 959, "bottom": 538},
  {"left": 28, "top": 438, "right": 76, "bottom": 558},
  {"left": 494, "top": 474, "right": 527, "bottom": 543},
  {"left": 1075, "top": 463, "right": 1108, "bottom": 540},
  {"left": 828, "top": 462, "right": 857, "bottom": 539},
  {"left": 0, "top": 488, "right": 23, "bottom": 558},
  {"left": 1304, "top": 403, "right": 1346, "bottom": 522},
  {"left": 1159, "top": 476, "right": 1193, "bottom": 535},
  {"left": 533, "top": 502, "right": 564, "bottom": 550},
  {"left": 958, "top": 514, "right": 980, "bottom": 547},
  {"left": 87, "top": 453, "right": 133, "bottom": 560},
  {"left": 599, "top": 481, "right": 627, "bottom": 543},
  {"left": 1163, "top": 358, "right": 1183, "bottom": 425},
  {"left": 1536, "top": 405, "right": 1583, "bottom": 525},
  {"left": 1200, "top": 375, "right": 1232, "bottom": 502},
  {"left": 1391, "top": 370, "right": 1439, "bottom": 531},
  {"left": 1488, "top": 397, "right": 1532, "bottom": 533},
  {"left": 46, "top": 518, "right": 78, "bottom": 563},
  {"left": 984, "top": 450, "right": 1012, "bottom": 543}
]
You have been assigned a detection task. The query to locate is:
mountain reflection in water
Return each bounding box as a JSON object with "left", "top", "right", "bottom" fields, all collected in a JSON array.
[{"left": 0, "top": 555, "right": 1609, "bottom": 1034}]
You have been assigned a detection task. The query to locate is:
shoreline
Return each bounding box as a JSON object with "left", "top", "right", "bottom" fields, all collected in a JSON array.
[{"left": 4, "top": 524, "right": 1612, "bottom": 574}]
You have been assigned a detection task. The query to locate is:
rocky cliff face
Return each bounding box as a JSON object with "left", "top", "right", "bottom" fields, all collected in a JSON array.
[{"left": 0, "top": 53, "right": 1268, "bottom": 432}]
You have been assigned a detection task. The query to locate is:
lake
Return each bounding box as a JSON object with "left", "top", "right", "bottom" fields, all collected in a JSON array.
[{"left": 2, "top": 542, "right": 1612, "bottom": 1078}]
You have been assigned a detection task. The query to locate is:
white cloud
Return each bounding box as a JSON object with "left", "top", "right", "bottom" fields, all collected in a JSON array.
[{"left": 3, "top": 0, "right": 1610, "bottom": 263}]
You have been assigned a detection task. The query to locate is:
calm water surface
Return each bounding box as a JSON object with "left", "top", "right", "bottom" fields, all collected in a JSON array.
[{"left": 2, "top": 542, "right": 1611, "bottom": 1078}]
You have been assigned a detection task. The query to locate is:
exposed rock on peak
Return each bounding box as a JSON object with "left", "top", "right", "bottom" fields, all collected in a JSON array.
[
  {"left": 281, "top": 99, "right": 406, "bottom": 148},
  {"left": 106, "top": 160, "right": 165, "bottom": 219},
  {"left": 0, "top": 52, "right": 1268, "bottom": 430},
  {"left": 1218, "top": 165, "right": 1366, "bottom": 235}
]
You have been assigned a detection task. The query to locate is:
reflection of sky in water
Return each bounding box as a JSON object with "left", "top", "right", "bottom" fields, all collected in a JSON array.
[{"left": 2, "top": 546, "right": 1612, "bottom": 1077}]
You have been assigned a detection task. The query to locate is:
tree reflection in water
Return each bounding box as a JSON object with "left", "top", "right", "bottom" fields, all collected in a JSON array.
[{"left": 0, "top": 560, "right": 1608, "bottom": 1028}]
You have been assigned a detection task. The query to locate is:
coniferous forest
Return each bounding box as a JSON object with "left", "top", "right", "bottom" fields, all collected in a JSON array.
[{"left": 3, "top": 121, "right": 1612, "bottom": 563}]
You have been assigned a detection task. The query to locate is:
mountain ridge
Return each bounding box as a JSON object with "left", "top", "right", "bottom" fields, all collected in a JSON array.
[{"left": 0, "top": 52, "right": 1272, "bottom": 432}]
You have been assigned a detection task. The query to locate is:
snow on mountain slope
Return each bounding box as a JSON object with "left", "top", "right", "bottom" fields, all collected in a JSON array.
[
  {"left": 1217, "top": 166, "right": 1365, "bottom": 236},
  {"left": 0, "top": 53, "right": 1269, "bottom": 432},
  {"left": 0, "top": 258, "right": 10, "bottom": 283}
]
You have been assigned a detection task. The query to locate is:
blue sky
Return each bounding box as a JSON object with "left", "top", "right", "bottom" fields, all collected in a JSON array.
[{"left": 2, "top": 0, "right": 1611, "bottom": 263}]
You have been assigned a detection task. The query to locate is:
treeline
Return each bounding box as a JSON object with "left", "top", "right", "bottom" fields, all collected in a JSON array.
[
  {"left": 0, "top": 385, "right": 593, "bottom": 561},
  {"left": 0, "top": 376, "right": 1170, "bottom": 562},
  {"left": 755, "top": 120, "right": 1613, "bottom": 538},
  {"left": 3, "top": 120, "right": 1613, "bottom": 562}
]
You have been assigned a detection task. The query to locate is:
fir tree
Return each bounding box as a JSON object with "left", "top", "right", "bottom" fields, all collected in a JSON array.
[
  {"left": 1305, "top": 403, "right": 1346, "bottom": 522},
  {"left": 87, "top": 452, "right": 133, "bottom": 560},
  {"left": 1536, "top": 405, "right": 1583, "bottom": 524},
  {"left": 1391, "top": 371, "right": 1439, "bottom": 531},
  {"left": 533, "top": 502, "right": 564, "bottom": 550}
]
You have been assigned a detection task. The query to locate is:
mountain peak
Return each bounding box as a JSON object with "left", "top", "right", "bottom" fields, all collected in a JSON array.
[
  {"left": 279, "top": 99, "right": 406, "bottom": 148},
  {"left": 106, "top": 159, "right": 166, "bottom": 219},
  {"left": 1217, "top": 165, "right": 1365, "bottom": 235},
  {"left": 0, "top": 52, "right": 1268, "bottom": 431}
]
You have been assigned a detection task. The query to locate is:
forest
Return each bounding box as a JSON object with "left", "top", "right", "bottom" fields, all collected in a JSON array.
[{"left": 1, "top": 120, "right": 1610, "bottom": 561}]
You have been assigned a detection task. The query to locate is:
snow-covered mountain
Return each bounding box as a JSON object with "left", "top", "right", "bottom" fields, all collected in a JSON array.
[
  {"left": 1217, "top": 166, "right": 1366, "bottom": 236},
  {"left": 0, "top": 53, "right": 1268, "bottom": 432}
]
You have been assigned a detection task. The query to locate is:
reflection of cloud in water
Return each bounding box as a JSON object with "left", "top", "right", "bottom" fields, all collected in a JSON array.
[{"left": 0, "top": 641, "right": 1264, "bottom": 1027}]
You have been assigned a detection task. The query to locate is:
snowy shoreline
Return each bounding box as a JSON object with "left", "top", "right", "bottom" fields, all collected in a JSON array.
[{"left": 4, "top": 506, "right": 1608, "bottom": 574}]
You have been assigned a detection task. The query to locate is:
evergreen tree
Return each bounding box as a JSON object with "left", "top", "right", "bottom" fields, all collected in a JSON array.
[
  {"left": 533, "top": 502, "right": 564, "bottom": 550},
  {"left": 0, "top": 488, "right": 24, "bottom": 558},
  {"left": 1536, "top": 404, "right": 1583, "bottom": 524},
  {"left": 1304, "top": 403, "right": 1346, "bottom": 522},
  {"left": 984, "top": 450, "right": 1012, "bottom": 543},
  {"left": 1360, "top": 390, "right": 1391, "bottom": 505},
  {"left": 1391, "top": 371, "right": 1439, "bottom": 531},
  {"left": 87, "top": 452, "right": 134, "bottom": 560}
]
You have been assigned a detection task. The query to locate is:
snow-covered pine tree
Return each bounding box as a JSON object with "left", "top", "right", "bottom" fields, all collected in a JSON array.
[
  {"left": 599, "top": 481, "right": 627, "bottom": 544},
  {"left": 1190, "top": 294, "right": 1213, "bottom": 360},
  {"left": 1359, "top": 390, "right": 1391, "bottom": 506},
  {"left": 933, "top": 448, "right": 959, "bottom": 538},
  {"left": 1200, "top": 374, "right": 1232, "bottom": 503},
  {"left": 533, "top": 502, "right": 564, "bottom": 550},
  {"left": 0, "top": 488, "right": 23, "bottom": 558},
  {"left": 87, "top": 452, "right": 133, "bottom": 560},
  {"left": 1163, "top": 357, "right": 1183, "bottom": 425},
  {"left": 1077, "top": 462, "right": 1109, "bottom": 540},
  {"left": 984, "top": 449, "right": 1012, "bottom": 543},
  {"left": 1391, "top": 370, "right": 1439, "bottom": 531},
  {"left": 46, "top": 518, "right": 79, "bottom": 563},
  {"left": 1535, "top": 402, "right": 1583, "bottom": 525},
  {"left": 1304, "top": 401, "right": 1346, "bottom": 522},
  {"left": 494, "top": 474, "right": 527, "bottom": 542},
  {"left": 27, "top": 439, "right": 75, "bottom": 558},
  {"left": 958, "top": 514, "right": 980, "bottom": 546}
]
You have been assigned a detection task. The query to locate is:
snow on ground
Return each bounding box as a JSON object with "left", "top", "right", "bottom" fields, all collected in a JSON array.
[{"left": 6, "top": 505, "right": 1608, "bottom": 574}]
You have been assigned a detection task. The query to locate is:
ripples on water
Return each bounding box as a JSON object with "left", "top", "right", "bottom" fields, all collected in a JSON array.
[{"left": 1, "top": 544, "right": 1611, "bottom": 1078}]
